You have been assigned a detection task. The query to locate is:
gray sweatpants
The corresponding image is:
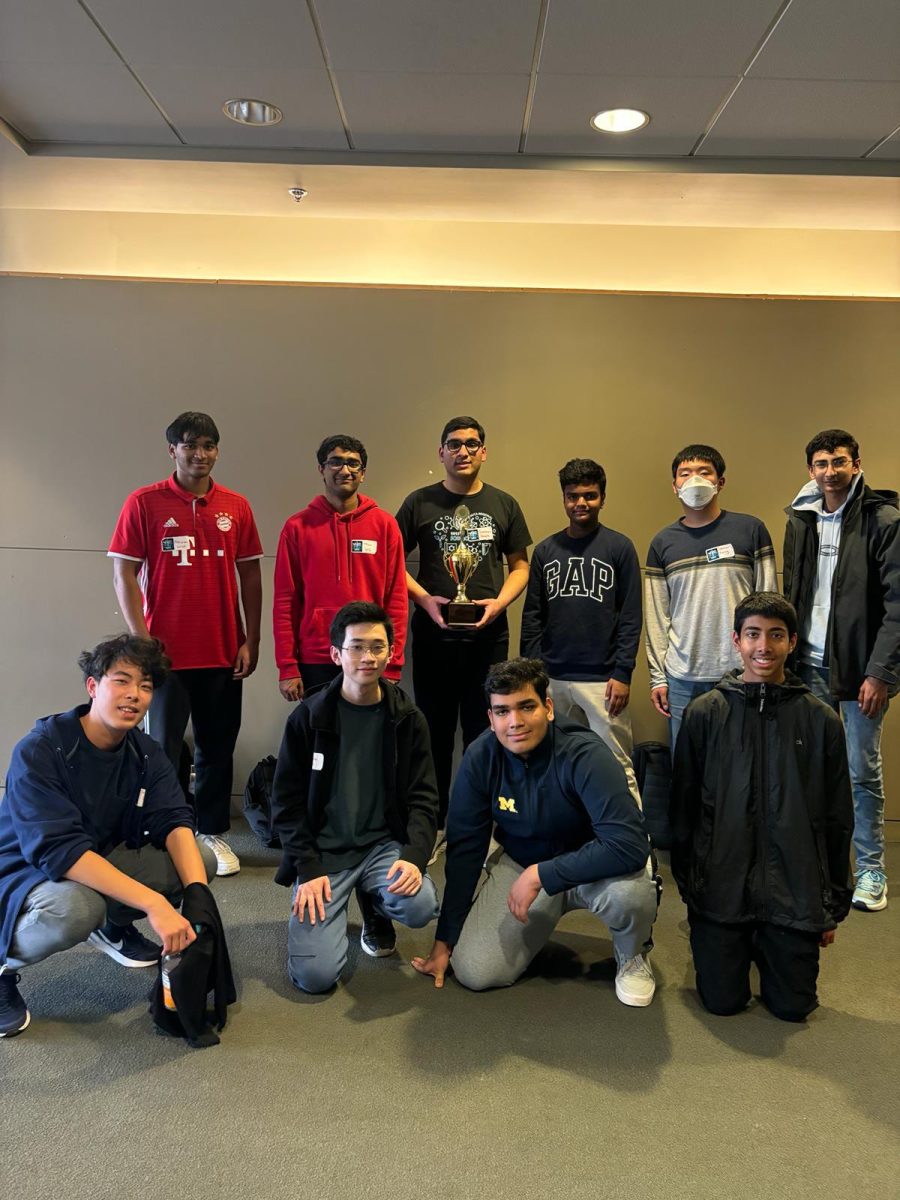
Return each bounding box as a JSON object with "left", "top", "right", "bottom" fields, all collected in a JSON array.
[
  {"left": 3, "top": 840, "right": 217, "bottom": 970},
  {"left": 451, "top": 850, "right": 657, "bottom": 992}
]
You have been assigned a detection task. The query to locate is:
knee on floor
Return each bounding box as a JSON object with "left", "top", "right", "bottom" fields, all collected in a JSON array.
[{"left": 288, "top": 956, "right": 341, "bottom": 995}]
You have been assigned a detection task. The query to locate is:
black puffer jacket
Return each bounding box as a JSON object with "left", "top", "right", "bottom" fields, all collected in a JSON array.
[
  {"left": 670, "top": 671, "right": 853, "bottom": 932},
  {"left": 271, "top": 677, "right": 439, "bottom": 885},
  {"left": 783, "top": 481, "right": 900, "bottom": 699}
]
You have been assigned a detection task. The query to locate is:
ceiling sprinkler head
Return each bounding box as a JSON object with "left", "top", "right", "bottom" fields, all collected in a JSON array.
[{"left": 288, "top": 187, "right": 308, "bottom": 202}]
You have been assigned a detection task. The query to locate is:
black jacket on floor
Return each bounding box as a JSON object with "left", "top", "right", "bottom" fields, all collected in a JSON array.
[
  {"left": 271, "top": 676, "right": 439, "bottom": 886},
  {"left": 149, "top": 883, "right": 236, "bottom": 1048},
  {"left": 670, "top": 671, "right": 853, "bottom": 933}
]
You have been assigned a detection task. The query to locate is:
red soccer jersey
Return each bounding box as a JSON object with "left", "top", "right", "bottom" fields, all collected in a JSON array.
[{"left": 109, "top": 475, "right": 263, "bottom": 670}]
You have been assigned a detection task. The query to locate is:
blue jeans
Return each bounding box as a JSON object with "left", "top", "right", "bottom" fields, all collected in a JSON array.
[
  {"left": 799, "top": 665, "right": 887, "bottom": 878},
  {"left": 287, "top": 840, "right": 439, "bottom": 993},
  {"left": 666, "top": 676, "right": 718, "bottom": 755}
]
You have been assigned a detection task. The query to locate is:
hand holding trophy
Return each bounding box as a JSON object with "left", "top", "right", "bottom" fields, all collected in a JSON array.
[{"left": 442, "top": 505, "right": 482, "bottom": 627}]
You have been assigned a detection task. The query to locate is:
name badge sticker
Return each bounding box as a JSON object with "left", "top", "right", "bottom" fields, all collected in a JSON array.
[
  {"left": 351, "top": 539, "right": 378, "bottom": 554},
  {"left": 312, "top": 752, "right": 324, "bottom": 771},
  {"left": 706, "top": 543, "right": 735, "bottom": 563},
  {"left": 476, "top": 526, "right": 493, "bottom": 542}
]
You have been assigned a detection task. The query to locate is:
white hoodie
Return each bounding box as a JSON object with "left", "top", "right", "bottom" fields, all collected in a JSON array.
[{"left": 789, "top": 472, "right": 863, "bottom": 665}]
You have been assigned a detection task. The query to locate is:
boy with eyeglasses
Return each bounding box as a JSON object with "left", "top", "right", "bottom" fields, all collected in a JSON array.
[
  {"left": 783, "top": 429, "right": 900, "bottom": 913},
  {"left": 396, "top": 417, "right": 531, "bottom": 835},
  {"left": 270, "top": 602, "right": 440, "bottom": 993},
  {"left": 109, "top": 411, "right": 263, "bottom": 878},
  {"left": 273, "top": 434, "right": 408, "bottom": 703}
]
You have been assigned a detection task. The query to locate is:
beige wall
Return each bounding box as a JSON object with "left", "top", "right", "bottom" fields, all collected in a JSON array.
[
  {"left": 2, "top": 210, "right": 900, "bottom": 298},
  {"left": 1, "top": 276, "right": 898, "bottom": 832}
]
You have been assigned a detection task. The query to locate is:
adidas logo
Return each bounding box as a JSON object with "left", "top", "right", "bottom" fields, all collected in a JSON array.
[{"left": 163, "top": 517, "right": 178, "bottom": 528}]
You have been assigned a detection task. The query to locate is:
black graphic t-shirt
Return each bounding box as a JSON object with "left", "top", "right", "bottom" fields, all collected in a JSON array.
[{"left": 395, "top": 482, "right": 531, "bottom": 641}]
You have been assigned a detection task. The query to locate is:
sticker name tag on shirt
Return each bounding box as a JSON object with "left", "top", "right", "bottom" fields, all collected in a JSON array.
[
  {"left": 476, "top": 526, "right": 493, "bottom": 542},
  {"left": 351, "top": 539, "right": 378, "bottom": 554},
  {"left": 706, "top": 543, "right": 735, "bottom": 563},
  {"left": 312, "top": 752, "right": 324, "bottom": 771}
]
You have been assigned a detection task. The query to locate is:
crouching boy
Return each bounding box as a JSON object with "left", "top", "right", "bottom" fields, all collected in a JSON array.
[
  {"left": 271, "top": 602, "right": 440, "bottom": 994},
  {"left": 670, "top": 592, "right": 853, "bottom": 1022},
  {"left": 0, "top": 635, "right": 216, "bottom": 1038}
]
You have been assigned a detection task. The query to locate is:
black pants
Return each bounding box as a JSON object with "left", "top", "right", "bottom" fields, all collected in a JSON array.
[
  {"left": 299, "top": 663, "right": 341, "bottom": 692},
  {"left": 148, "top": 667, "right": 243, "bottom": 836},
  {"left": 689, "top": 913, "right": 821, "bottom": 1022},
  {"left": 411, "top": 614, "right": 508, "bottom": 826}
]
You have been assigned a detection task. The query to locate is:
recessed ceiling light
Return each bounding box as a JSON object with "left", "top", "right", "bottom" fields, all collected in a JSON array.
[
  {"left": 590, "top": 108, "right": 650, "bottom": 134},
  {"left": 222, "top": 98, "right": 283, "bottom": 126}
]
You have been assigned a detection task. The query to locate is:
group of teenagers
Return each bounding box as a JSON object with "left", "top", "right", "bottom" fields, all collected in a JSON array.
[{"left": 0, "top": 411, "right": 897, "bottom": 1039}]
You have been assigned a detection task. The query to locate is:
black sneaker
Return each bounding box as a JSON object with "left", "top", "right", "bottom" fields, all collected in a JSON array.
[
  {"left": 358, "top": 891, "right": 397, "bottom": 958},
  {"left": 0, "top": 972, "right": 31, "bottom": 1037},
  {"left": 87, "top": 922, "right": 161, "bottom": 968}
]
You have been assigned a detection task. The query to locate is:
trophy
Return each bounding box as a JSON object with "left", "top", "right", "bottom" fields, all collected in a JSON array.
[{"left": 442, "top": 505, "right": 482, "bottom": 627}]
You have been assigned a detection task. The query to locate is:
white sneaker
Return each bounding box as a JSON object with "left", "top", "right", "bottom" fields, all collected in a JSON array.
[
  {"left": 615, "top": 954, "right": 656, "bottom": 1007},
  {"left": 199, "top": 834, "right": 240, "bottom": 877}
]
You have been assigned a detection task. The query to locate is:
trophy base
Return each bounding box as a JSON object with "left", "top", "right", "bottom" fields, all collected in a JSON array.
[{"left": 444, "top": 601, "right": 481, "bottom": 628}]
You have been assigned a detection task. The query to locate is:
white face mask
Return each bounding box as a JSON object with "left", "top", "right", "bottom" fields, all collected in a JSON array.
[{"left": 677, "top": 476, "right": 718, "bottom": 510}]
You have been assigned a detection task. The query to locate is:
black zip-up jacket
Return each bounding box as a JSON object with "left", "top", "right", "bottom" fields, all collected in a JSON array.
[
  {"left": 670, "top": 671, "right": 853, "bottom": 933},
  {"left": 783, "top": 481, "right": 900, "bottom": 699},
  {"left": 270, "top": 677, "right": 439, "bottom": 885}
]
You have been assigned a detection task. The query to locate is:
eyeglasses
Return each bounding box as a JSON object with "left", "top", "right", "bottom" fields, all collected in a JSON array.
[
  {"left": 324, "top": 457, "right": 363, "bottom": 473},
  {"left": 340, "top": 641, "right": 390, "bottom": 657},
  {"left": 443, "top": 439, "right": 483, "bottom": 454},
  {"left": 811, "top": 457, "right": 853, "bottom": 470}
]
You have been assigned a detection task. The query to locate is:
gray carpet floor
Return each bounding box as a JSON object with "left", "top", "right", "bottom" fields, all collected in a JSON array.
[{"left": 2, "top": 827, "right": 898, "bottom": 1200}]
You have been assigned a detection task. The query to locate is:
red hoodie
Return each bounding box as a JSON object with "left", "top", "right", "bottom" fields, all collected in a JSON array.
[{"left": 273, "top": 494, "right": 408, "bottom": 680}]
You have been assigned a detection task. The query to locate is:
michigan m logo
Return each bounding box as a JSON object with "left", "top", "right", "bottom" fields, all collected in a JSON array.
[{"left": 497, "top": 795, "right": 518, "bottom": 813}]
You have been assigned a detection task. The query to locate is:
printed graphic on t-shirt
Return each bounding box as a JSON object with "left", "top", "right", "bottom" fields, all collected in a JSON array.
[
  {"left": 432, "top": 510, "right": 497, "bottom": 566},
  {"left": 544, "top": 556, "right": 614, "bottom": 602}
]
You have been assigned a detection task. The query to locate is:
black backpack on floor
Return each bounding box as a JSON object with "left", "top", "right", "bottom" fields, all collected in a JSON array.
[
  {"left": 242, "top": 755, "right": 281, "bottom": 849},
  {"left": 632, "top": 740, "right": 672, "bottom": 850}
]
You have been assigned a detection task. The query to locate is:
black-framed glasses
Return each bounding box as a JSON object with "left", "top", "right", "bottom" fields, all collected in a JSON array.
[
  {"left": 443, "top": 438, "right": 483, "bottom": 454},
  {"left": 324, "top": 456, "right": 363, "bottom": 473}
]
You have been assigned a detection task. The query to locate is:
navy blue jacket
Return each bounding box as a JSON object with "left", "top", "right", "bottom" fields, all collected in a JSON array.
[
  {"left": 436, "top": 714, "right": 650, "bottom": 945},
  {"left": 0, "top": 706, "right": 193, "bottom": 962}
]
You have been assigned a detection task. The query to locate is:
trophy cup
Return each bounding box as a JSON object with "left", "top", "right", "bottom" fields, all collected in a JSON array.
[{"left": 442, "top": 505, "right": 482, "bottom": 627}]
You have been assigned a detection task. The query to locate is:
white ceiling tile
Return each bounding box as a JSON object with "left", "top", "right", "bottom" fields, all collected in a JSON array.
[
  {"left": 339, "top": 71, "right": 528, "bottom": 152},
  {"left": 315, "top": 0, "right": 542, "bottom": 72},
  {"left": 540, "top": 0, "right": 784, "bottom": 76},
  {"left": 749, "top": 0, "right": 900, "bottom": 82},
  {"left": 0, "top": 0, "right": 120, "bottom": 64},
  {"left": 527, "top": 74, "right": 733, "bottom": 156},
  {"left": 86, "top": 0, "right": 325, "bottom": 70},
  {"left": 699, "top": 78, "right": 900, "bottom": 157},
  {"left": 0, "top": 61, "right": 181, "bottom": 143},
  {"left": 131, "top": 65, "right": 348, "bottom": 149}
]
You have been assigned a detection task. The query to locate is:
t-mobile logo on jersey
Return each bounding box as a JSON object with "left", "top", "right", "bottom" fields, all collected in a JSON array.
[
  {"left": 544, "top": 557, "right": 613, "bottom": 602},
  {"left": 162, "top": 535, "right": 196, "bottom": 566}
]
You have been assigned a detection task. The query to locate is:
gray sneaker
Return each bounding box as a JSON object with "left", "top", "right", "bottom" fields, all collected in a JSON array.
[{"left": 852, "top": 870, "right": 888, "bottom": 912}]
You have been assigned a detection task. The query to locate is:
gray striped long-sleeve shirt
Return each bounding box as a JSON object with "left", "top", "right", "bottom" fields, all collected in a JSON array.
[{"left": 644, "top": 510, "right": 777, "bottom": 688}]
